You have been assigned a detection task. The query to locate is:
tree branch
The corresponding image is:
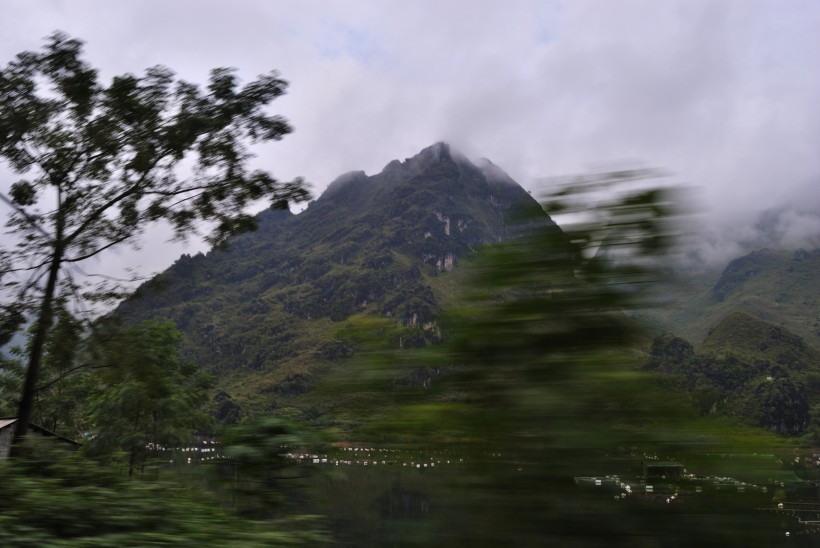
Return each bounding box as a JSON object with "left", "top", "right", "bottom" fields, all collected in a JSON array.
[
  {"left": 35, "top": 362, "right": 115, "bottom": 393},
  {"left": 2, "top": 257, "right": 53, "bottom": 274},
  {"left": 63, "top": 231, "right": 135, "bottom": 264},
  {"left": 0, "top": 192, "right": 51, "bottom": 238},
  {"left": 63, "top": 152, "right": 169, "bottom": 247}
]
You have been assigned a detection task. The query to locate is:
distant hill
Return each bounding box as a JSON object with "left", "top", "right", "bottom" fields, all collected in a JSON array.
[
  {"left": 648, "top": 312, "right": 820, "bottom": 435},
  {"left": 660, "top": 248, "right": 820, "bottom": 349},
  {"left": 115, "top": 143, "right": 556, "bottom": 423},
  {"left": 645, "top": 245, "right": 820, "bottom": 437},
  {"left": 700, "top": 311, "right": 820, "bottom": 368}
]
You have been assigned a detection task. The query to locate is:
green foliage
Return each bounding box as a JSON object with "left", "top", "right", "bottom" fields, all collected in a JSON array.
[
  {"left": 430, "top": 169, "right": 681, "bottom": 433},
  {"left": 2, "top": 319, "right": 329, "bottom": 545},
  {"left": 0, "top": 440, "right": 327, "bottom": 546},
  {"left": 700, "top": 311, "right": 819, "bottom": 365},
  {"left": 215, "top": 416, "right": 325, "bottom": 519},
  {"left": 0, "top": 351, "right": 23, "bottom": 416},
  {"left": 647, "top": 312, "right": 820, "bottom": 435},
  {"left": 0, "top": 304, "right": 25, "bottom": 347},
  {"left": 83, "top": 320, "right": 213, "bottom": 475},
  {"left": 0, "top": 306, "right": 91, "bottom": 437},
  {"left": 0, "top": 31, "right": 308, "bottom": 296},
  {"left": 335, "top": 169, "right": 803, "bottom": 544},
  {"left": 0, "top": 32, "right": 309, "bottom": 453}
]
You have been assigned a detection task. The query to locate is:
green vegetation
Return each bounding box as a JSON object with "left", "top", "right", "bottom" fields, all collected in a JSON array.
[
  {"left": 0, "top": 438, "right": 326, "bottom": 546},
  {"left": 660, "top": 248, "right": 820, "bottom": 349},
  {"left": 648, "top": 312, "right": 820, "bottom": 438},
  {"left": 0, "top": 305, "right": 88, "bottom": 436},
  {"left": 114, "top": 143, "right": 549, "bottom": 426},
  {"left": 0, "top": 318, "right": 328, "bottom": 545},
  {"left": 0, "top": 33, "right": 328, "bottom": 544},
  {"left": 0, "top": 32, "right": 309, "bottom": 453},
  {"left": 83, "top": 320, "right": 213, "bottom": 476},
  {"left": 326, "top": 170, "right": 808, "bottom": 545}
]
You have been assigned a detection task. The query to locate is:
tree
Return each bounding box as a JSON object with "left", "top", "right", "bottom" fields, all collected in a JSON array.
[
  {"left": 0, "top": 304, "right": 90, "bottom": 437},
  {"left": 422, "top": 173, "right": 791, "bottom": 545},
  {"left": 0, "top": 32, "right": 310, "bottom": 453},
  {"left": 347, "top": 169, "right": 683, "bottom": 446},
  {"left": 348, "top": 170, "right": 779, "bottom": 544},
  {"left": 84, "top": 320, "right": 211, "bottom": 476},
  {"left": 217, "top": 416, "right": 324, "bottom": 519},
  {"left": 0, "top": 439, "right": 327, "bottom": 545}
]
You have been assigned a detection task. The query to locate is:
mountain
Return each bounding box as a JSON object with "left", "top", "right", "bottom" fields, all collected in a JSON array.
[
  {"left": 700, "top": 311, "right": 820, "bottom": 368},
  {"left": 657, "top": 248, "right": 820, "bottom": 349},
  {"left": 648, "top": 312, "right": 820, "bottom": 435},
  {"left": 643, "top": 244, "right": 820, "bottom": 436},
  {"left": 115, "top": 143, "right": 555, "bottom": 422}
]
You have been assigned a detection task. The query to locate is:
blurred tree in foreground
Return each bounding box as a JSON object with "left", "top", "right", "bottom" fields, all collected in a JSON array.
[
  {"left": 443, "top": 170, "right": 679, "bottom": 439},
  {"left": 0, "top": 440, "right": 326, "bottom": 547},
  {"left": 348, "top": 169, "right": 795, "bottom": 545},
  {"left": 1, "top": 318, "right": 330, "bottom": 544},
  {"left": 0, "top": 32, "right": 310, "bottom": 452},
  {"left": 215, "top": 416, "right": 326, "bottom": 519},
  {"left": 356, "top": 169, "right": 685, "bottom": 443}
]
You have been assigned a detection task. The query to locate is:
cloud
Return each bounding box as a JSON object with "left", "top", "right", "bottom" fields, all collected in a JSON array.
[{"left": 1, "top": 0, "right": 819, "bottom": 281}]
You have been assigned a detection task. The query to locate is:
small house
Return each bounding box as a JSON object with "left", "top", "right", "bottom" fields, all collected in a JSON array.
[
  {"left": 0, "top": 417, "right": 80, "bottom": 458},
  {"left": 642, "top": 461, "right": 684, "bottom": 481}
]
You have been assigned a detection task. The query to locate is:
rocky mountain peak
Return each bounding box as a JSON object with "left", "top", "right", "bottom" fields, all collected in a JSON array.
[
  {"left": 476, "top": 157, "right": 520, "bottom": 188},
  {"left": 412, "top": 141, "right": 453, "bottom": 164},
  {"left": 116, "top": 143, "right": 555, "bottom": 404},
  {"left": 320, "top": 170, "right": 368, "bottom": 201},
  {"left": 377, "top": 142, "right": 459, "bottom": 179}
]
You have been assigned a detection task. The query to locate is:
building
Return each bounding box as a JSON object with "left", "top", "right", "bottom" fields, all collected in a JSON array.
[
  {"left": 0, "top": 417, "right": 80, "bottom": 458},
  {"left": 642, "top": 461, "right": 685, "bottom": 481}
]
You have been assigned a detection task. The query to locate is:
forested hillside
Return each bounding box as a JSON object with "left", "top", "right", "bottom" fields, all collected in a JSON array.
[
  {"left": 648, "top": 312, "right": 820, "bottom": 436},
  {"left": 660, "top": 248, "right": 820, "bottom": 349},
  {"left": 635, "top": 243, "right": 820, "bottom": 440},
  {"left": 115, "top": 143, "right": 557, "bottom": 421}
]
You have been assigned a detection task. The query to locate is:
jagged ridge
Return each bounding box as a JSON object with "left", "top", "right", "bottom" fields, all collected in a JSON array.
[{"left": 115, "top": 143, "right": 554, "bottom": 417}]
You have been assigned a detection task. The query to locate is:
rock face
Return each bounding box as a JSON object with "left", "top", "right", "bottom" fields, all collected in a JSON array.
[{"left": 115, "top": 143, "right": 555, "bottom": 403}]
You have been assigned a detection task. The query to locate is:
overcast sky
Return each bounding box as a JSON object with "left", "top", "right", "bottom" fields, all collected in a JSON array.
[{"left": 1, "top": 0, "right": 819, "bottom": 278}]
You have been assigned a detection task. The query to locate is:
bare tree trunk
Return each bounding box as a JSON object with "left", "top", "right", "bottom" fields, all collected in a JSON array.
[{"left": 10, "top": 249, "right": 62, "bottom": 456}]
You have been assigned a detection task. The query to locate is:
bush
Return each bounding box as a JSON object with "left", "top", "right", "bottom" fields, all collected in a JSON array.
[{"left": 0, "top": 440, "right": 327, "bottom": 546}]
